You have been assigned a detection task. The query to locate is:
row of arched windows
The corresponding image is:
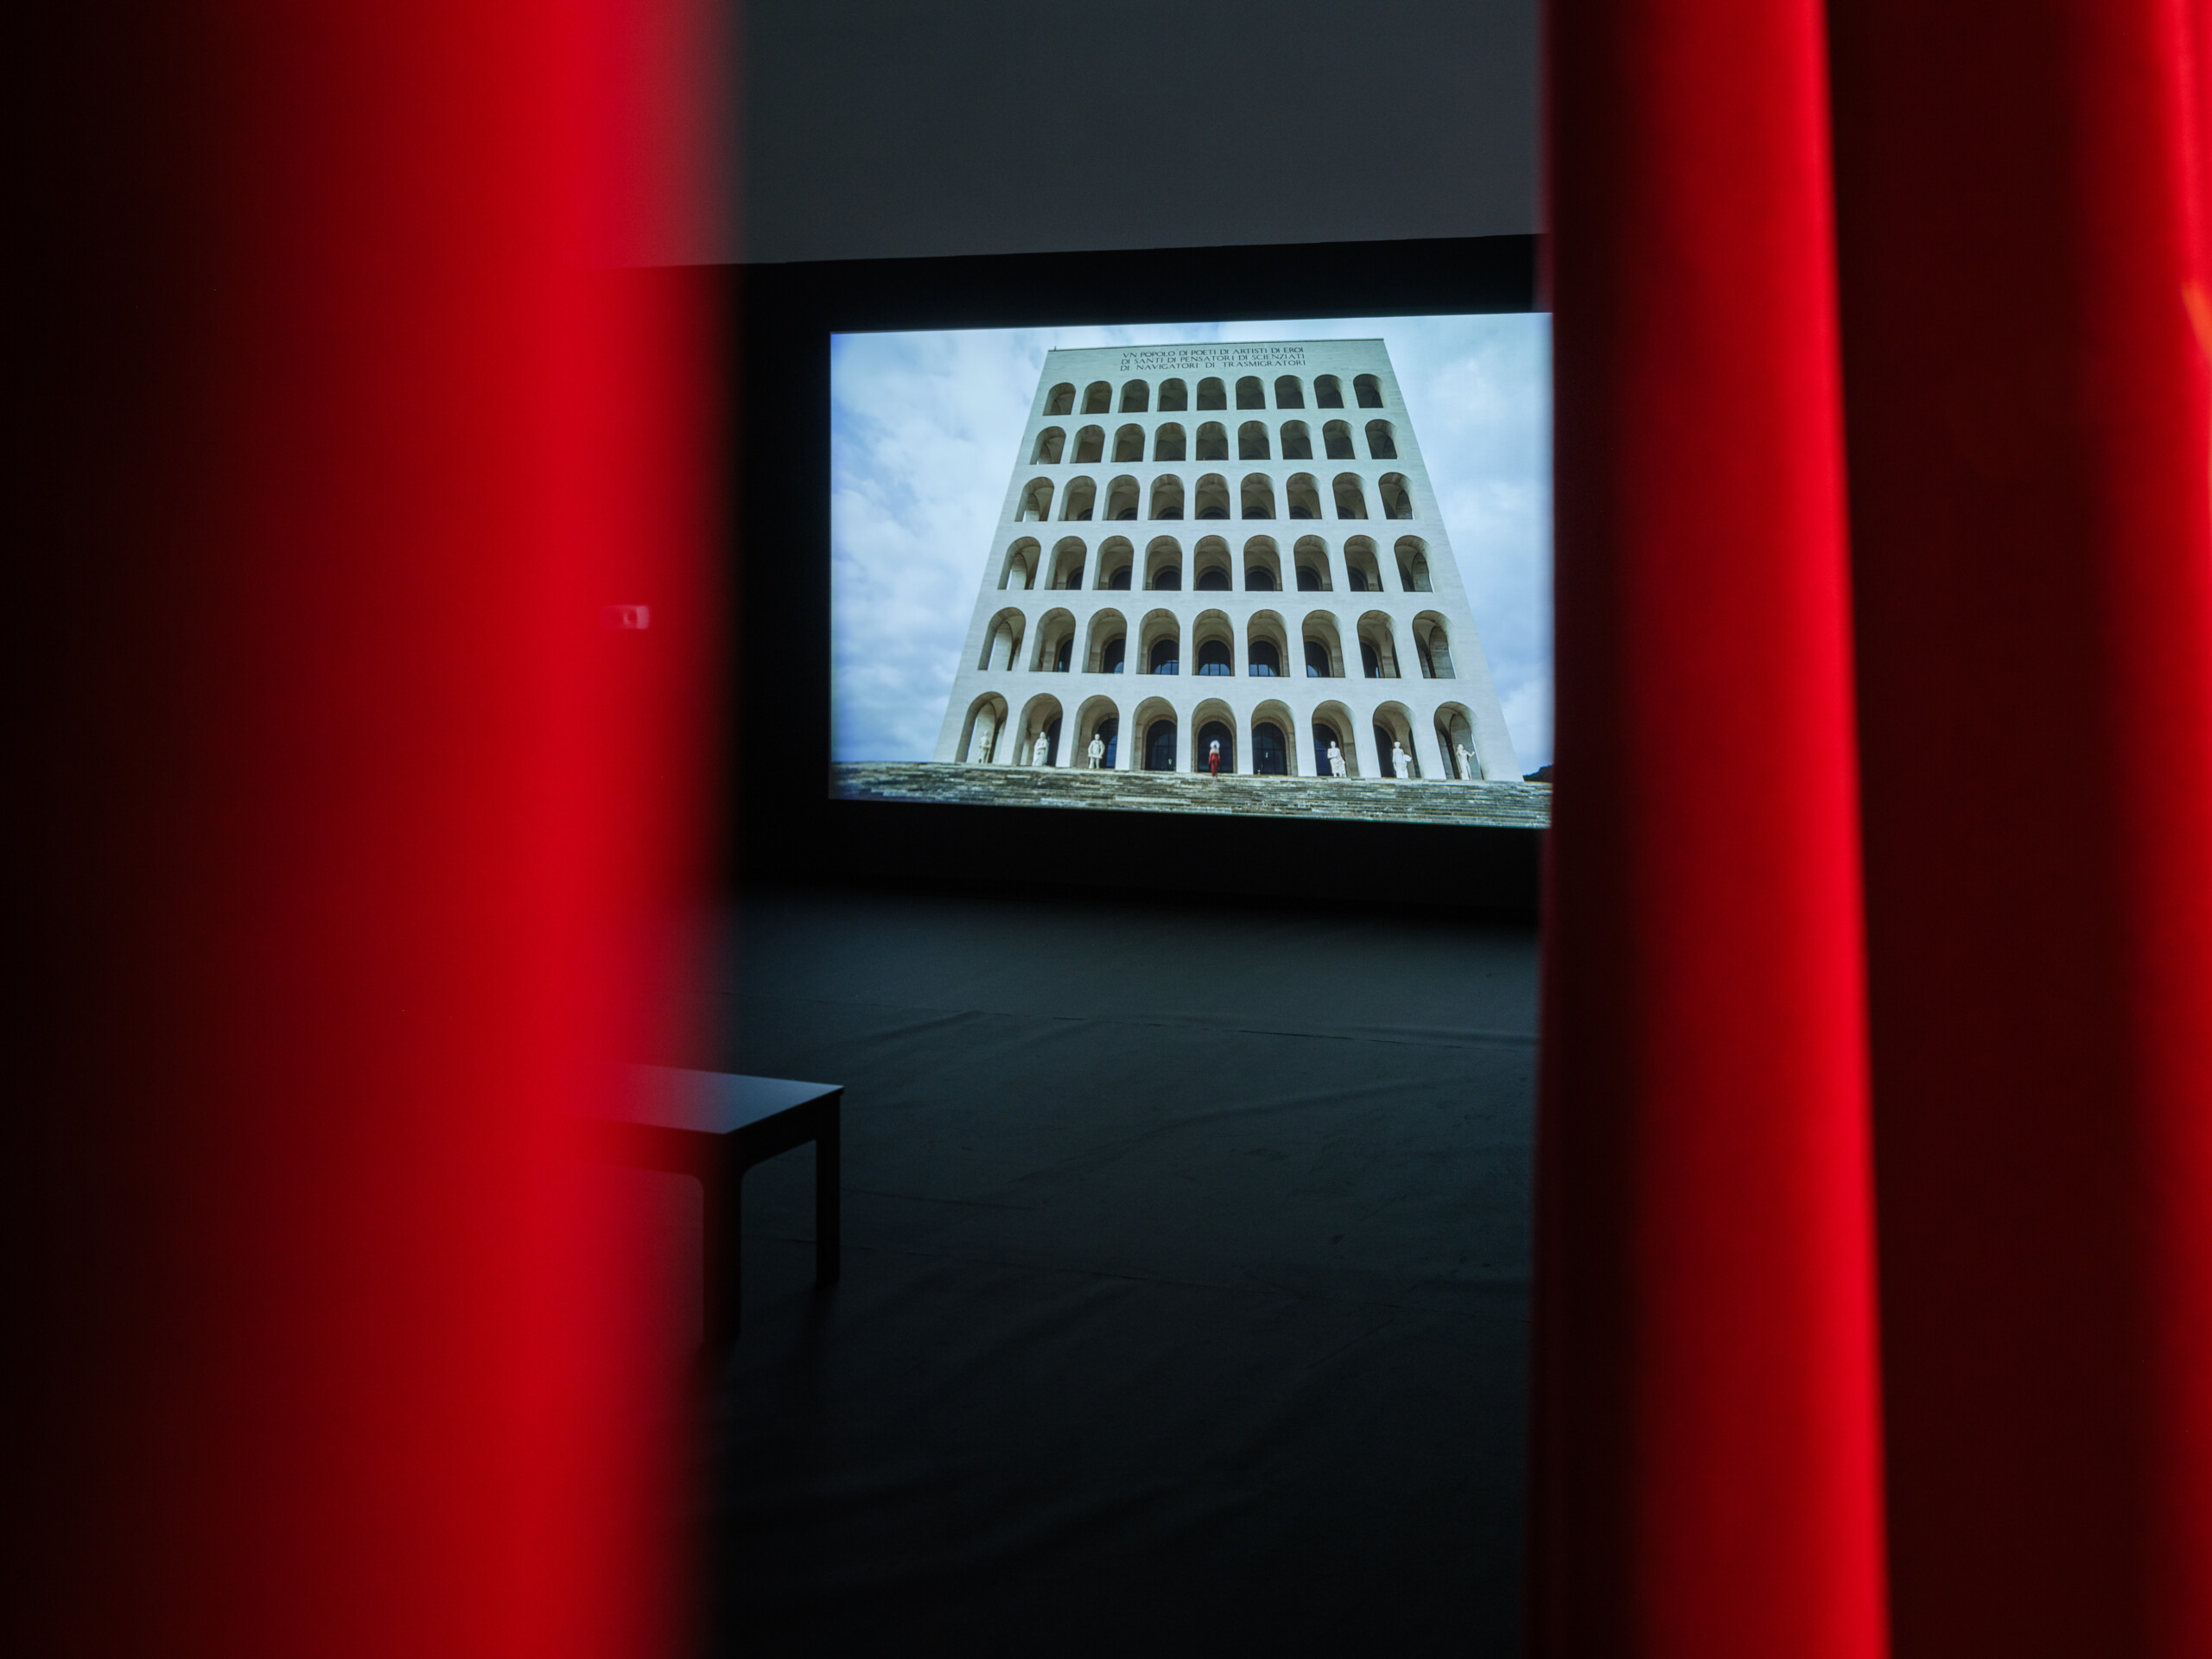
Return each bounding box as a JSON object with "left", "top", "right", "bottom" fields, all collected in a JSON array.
[
  {"left": 1014, "top": 471, "right": 1419, "bottom": 524},
  {"left": 1042, "top": 372, "right": 1387, "bottom": 418},
  {"left": 1030, "top": 419, "right": 1399, "bottom": 467},
  {"left": 977, "top": 607, "right": 1459, "bottom": 683},
  {"left": 997, "top": 532, "right": 1437, "bottom": 595},
  {"left": 957, "top": 691, "right": 1486, "bottom": 783}
]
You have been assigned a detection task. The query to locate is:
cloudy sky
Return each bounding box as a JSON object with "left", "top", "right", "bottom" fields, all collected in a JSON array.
[{"left": 830, "top": 313, "right": 1552, "bottom": 769}]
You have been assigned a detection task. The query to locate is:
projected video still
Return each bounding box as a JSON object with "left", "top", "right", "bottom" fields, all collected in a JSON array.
[{"left": 830, "top": 317, "right": 1552, "bottom": 826}]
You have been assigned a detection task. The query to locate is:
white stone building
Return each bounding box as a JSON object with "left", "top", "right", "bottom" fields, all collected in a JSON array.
[{"left": 931, "top": 339, "right": 1521, "bottom": 785}]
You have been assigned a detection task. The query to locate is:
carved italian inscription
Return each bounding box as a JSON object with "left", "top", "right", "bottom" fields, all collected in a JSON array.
[{"left": 1115, "top": 345, "right": 1307, "bottom": 372}]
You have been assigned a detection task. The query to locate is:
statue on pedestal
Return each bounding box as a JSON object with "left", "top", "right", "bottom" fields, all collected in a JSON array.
[
  {"left": 1327, "top": 741, "right": 1346, "bottom": 778},
  {"left": 1087, "top": 734, "right": 1104, "bottom": 768},
  {"left": 1391, "top": 741, "right": 1411, "bottom": 779},
  {"left": 1033, "top": 731, "right": 1049, "bottom": 767},
  {"left": 1455, "top": 741, "right": 1474, "bottom": 781}
]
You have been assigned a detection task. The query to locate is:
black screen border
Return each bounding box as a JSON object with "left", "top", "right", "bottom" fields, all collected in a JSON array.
[{"left": 724, "top": 233, "right": 1544, "bottom": 917}]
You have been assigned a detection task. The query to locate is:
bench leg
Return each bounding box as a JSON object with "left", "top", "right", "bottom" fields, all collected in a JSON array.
[
  {"left": 701, "top": 1166, "right": 741, "bottom": 1348},
  {"left": 816, "top": 1109, "right": 840, "bottom": 1285}
]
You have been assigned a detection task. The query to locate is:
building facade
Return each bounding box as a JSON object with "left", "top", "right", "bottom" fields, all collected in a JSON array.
[{"left": 931, "top": 339, "right": 1522, "bottom": 784}]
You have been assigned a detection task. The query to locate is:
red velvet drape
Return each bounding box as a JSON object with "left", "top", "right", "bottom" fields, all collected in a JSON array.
[
  {"left": 1830, "top": 0, "right": 2212, "bottom": 1652},
  {"left": 10, "top": 3, "right": 717, "bottom": 1656},
  {"left": 1541, "top": 0, "right": 2212, "bottom": 1654},
  {"left": 1535, "top": 0, "right": 1888, "bottom": 1653}
]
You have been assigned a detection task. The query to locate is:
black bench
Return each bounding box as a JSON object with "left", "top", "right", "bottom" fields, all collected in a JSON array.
[{"left": 588, "top": 1067, "right": 842, "bottom": 1345}]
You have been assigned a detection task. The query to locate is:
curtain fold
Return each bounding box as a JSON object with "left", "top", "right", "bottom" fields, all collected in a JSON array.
[
  {"left": 1829, "top": 0, "right": 2212, "bottom": 1652},
  {"left": 1535, "top": 0, "right": 1889, "bottom": 1654},
  {"left": 1541, "top": 0, "right": 2212, "bottom": 1653}
]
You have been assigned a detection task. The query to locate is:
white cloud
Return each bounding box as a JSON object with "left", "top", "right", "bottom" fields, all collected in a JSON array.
[{"left": 831, "top": 314, "right": 1552, "bottom": 770}]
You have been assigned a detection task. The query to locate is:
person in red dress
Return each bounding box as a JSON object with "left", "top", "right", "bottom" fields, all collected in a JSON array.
[{"left": 1208, "top": 738, "right": 1222, "bottom": 777}]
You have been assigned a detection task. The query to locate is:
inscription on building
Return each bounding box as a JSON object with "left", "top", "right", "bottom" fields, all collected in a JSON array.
[{"left": 1116, "top": 345, "right": 1307, "bottom": 372}]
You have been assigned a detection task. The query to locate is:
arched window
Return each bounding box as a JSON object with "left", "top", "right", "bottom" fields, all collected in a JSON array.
[
  {"left": 1245, "top": 565, "right": 1277, "bottom": 591},
  {"left": 1254, "top": 721, "right": 1287, "bottom": 773},
  {"left": 1435, "top": 709, "right": 1476, "bottom": 779},
  {"left": 1417, "top": 619, "right": 1453, "bottom": 677},
  {"left": 1153, "top": 424, "right": 1186, "bottom": 462},
  {"left": 1381, "top": 474, "right": 1415, "bottom": 519},
  {"left": 1196, "top": 639, "right": 1233, "bottom": 675},
  {"left": 1274, "top": 376, "right": 1305, "bottom": 409},
  {"left": 1150, "top": 639, "right": 1180, "bottom": 674},
  {"left": 1280, "top": 421, "right": 1313, "bottom": 460},
  {"left": 1313, "top": 720, "right": 1342, "bottom": 775},
  {"left": 1344, "top": 539, "right": 1382, "bottom": 591},
  {"left": 1197, "top": 720, "right": 1235, "bottom": 772},
  {"left": 1101, "top": 636, "right": 1126, "bottom": 673},
  {"left": 1120, "top": 381, "right": 1150, "bottom": 412},
  {"left": 1046, "top": 383, "right": 1076, "bottom": 416},
  {"left": 1146, "top": 720, "right": 1177, "bottom": 770},
  {"left": 1334, "top": 476, "right": 1369, "bottom": 519},
  {"left": 1365, "top": 420, "right": 1398, "bottom": 460},
  {"left": 1158, "top": 379, "right": 1188, "bottom": 411},
  {"left": 1249, "top": 640, "right": 1281, "bottom": 676},
  {"left": 1354, "top": 374, "right": 1383, "bottom": 408},
  {"left": 1083, "top": 381, "right": 1113, "bottom": 413},
  {"left": 1114, "top": 425, "right": 1146, "bottom": 463},
  {"left": 1018, "top": 480, "right": 1053, "bottom": 521},
  {"left": 1196, "top": 567, "right": 1230, "bottom": 591},
  {"left": 1096, "top": 717, "right": 1120, "bottom": 767},
  {"left": 1314, "top": 375, "right": 1344, "bottom": 408},
  {"left": 1305, "top": 640, "right": 1331, "bottom": 677},
  {"left": 1031, "top": 427, "right": 1066, "bottom": 464},
  {"left": 1323, "top": 421, "right": 1356, "bottom": 460},
  {"left": 1196, "top": 378, "right": 1227, "bottom": 410},
  {"left": 1237, "top": 421, "right": 1271, "bottom": 461},
  {"left": 1241, "top": 475, "right": 1276, "bottom": 519},
  {"left": 1296, "top": 564, "right": 1323, "bottom": 591},
  {"left": 1373, "top": 723, "right": 1396, "bottom": 774},
  {"left": 1194, "top": 423, "right": 1229, "bottom": 461},
  {"left": 1235, "top": 376, "right": 1266, "bottom": 410},
  {"left": 1108, "top": 565, "right": 1131, "bottom": 590},
  {"left": 1361, "top": 641, "right": 1381, "bottom": 677},
  {"left": 1072, "top": 426, "right": 1105, "bottom": 463}
]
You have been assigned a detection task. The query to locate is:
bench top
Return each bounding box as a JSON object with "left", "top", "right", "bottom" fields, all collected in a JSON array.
[{"left": 614, "top": 1066, "right": 842, "bottom": 1137}]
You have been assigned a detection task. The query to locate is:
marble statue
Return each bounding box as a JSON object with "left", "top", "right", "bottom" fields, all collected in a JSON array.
[
  {"left": 1087, "top": 734, "right": 1104, "bottom": 768},
  {"left": 1391, "top": 741, "right": 1411, "bottom": 779},
  {"left": 1033, "top": 731, "right": 1049, "bottom": 767},
  {"left": 1455, "top": 741, "right": 1474, "bottom": 780},
  {"left": 1327, "top": 741, "right": 1346, "bottom": 778}
]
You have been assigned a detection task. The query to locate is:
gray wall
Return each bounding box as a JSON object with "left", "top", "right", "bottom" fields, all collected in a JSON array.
[{"left": 726, "top": 0, "right": 1538, "bottom": 265}]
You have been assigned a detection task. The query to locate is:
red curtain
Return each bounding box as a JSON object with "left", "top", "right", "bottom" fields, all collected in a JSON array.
[
  {"left": 10, "top": 3, "right": 717, "bottom": 1656},
  {"left": 1541, "top": 0, "right": 2212, "bottom": 1655}
]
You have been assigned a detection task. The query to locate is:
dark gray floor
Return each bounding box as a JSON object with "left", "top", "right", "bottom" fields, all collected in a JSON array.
[{"left": 702, "top": 886, "right": 1538, "bottom": 1656}]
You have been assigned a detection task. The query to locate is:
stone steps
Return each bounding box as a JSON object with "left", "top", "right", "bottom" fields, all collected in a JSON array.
[{"left": 830, "top": 761, "right": 1551, "bottom": 828}]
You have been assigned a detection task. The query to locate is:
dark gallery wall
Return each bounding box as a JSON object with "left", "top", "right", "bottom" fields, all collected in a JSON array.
[
  {"left": 706, "top": 0, "right": 1539, "bottom": 266},
  {"left": 708, "top": 2, "right": 1546, "bottom": 910}
]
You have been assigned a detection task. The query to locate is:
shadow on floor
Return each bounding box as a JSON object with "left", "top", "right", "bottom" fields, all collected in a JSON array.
[{"left": 697, "top": 886, "right": 1539, "bottom": 1657}]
